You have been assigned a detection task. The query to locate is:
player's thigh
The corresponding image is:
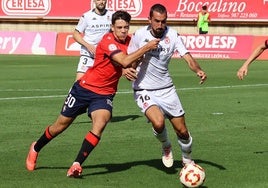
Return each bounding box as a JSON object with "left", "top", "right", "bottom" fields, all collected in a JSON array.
[
  {"left": 88, "top": 94, "right": 114, "bottom": 136},
  {"left": 134, "top": 90, "right": 157, "bottom": 113},
  {"left": 91, "top": 109, "right": 111, "bottom": 136},
  {"left": 146, "top": 105, "right": 165, "bottom": 125},
  {"left": 61, "top": 82, "right": 88, "bottom": 118},
  {"left": 134, "top": 90, "right": 165, "bottom": 126},
  {"left": 156, "top": 87, "right": 185, "bottom": 117}
]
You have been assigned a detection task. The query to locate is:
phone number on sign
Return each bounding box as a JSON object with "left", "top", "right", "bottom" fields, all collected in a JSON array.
[{"left": 218, "top": 12, "right": 258, "bottom": 19}]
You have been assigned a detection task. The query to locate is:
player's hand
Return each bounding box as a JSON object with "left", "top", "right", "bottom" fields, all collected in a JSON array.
[
  {"left": 147, "top": 39, "right": 160, "bottom": 50},
  {"left": 86, "top": 44, "right": 96, "bottom": 56},
  {"left": 197, "top": 70, "right": 207, "bottom": 84},
  {"left": 122, "top": 67, "right": 137, "bottom": 81},
  {"left": 237, "top": 66, "right": 248, "bottom": 80}
]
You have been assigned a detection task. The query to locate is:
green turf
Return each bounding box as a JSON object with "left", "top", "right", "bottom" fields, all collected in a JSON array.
[{"left": 0, "top": 55, "right": 267, "bottom": 188}]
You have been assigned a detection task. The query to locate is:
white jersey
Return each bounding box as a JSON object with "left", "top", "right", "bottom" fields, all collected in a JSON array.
[
  {"left": 128, "top": 26, "right": 188, "bottom": 90},
  {"left": 76, "top": 9, "right": 113, "bottom": 47}
]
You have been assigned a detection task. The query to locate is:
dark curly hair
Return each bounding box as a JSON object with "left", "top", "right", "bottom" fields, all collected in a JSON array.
[{"left": 112, "top": 10, "right": 131, "bottom": 25}]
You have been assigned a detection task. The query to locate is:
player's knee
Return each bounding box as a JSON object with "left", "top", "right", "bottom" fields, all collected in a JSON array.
[
  {"left": 51, "top": 116, "right": 73, "bottom": 135},
  {"left": 152, "top": 119, "right": 165, "bottom": 133},
  {"left": 153, "top": 126, "right": 165, "bottom": 133},
  {"left": 177, "top": 129, "right": 190, "bottom": 140}
]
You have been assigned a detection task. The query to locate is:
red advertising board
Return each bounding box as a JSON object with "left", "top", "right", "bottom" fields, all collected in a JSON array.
[
  {"left": 55, "top": 32, "right": 268, "bottom": 60},
  {"left": 56, "top": 33, "right": 80, "bottom": 56},
  {"left": 180, "top": 34, "right": 254, "bottom": 59},
  {"left": 1, "top": 30, "right": 267, "bottom": 60},
  {"left": 251, "top": 36, "right": 268, "bottom": 60},
  {"left": 1, "top": 0, "right": 268, "bottom": 21}
]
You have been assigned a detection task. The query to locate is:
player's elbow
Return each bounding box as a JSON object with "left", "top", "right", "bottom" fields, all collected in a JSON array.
[
  {"left": 120, "top": 61, "right": 132, "bottom": 68},
  {"left": 118, "top": 57, "right": 133, "bottom": 68}
]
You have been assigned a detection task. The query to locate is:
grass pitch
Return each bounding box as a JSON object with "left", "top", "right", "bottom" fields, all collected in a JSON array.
[{"left": 0, "top": 55, "right": 267, "bottom": 188}]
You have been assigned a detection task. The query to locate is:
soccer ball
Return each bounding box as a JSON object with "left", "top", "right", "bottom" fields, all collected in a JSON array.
[{"left": 179, "top": 163, "right": 205, "bottom": 187}]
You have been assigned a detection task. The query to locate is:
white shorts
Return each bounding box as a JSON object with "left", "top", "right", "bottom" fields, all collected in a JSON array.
[
  {"left": 134, "top": 86, "right": 185, "bottom": 118},
  {"left": 76, "top": 47, "right": 94, "bottom": 73}
]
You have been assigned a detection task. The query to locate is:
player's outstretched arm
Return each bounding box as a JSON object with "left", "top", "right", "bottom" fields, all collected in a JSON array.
[
  {"left": 183, "top": 53, "right": 207, "bottom": 84},
  {"left": 237, "top": 42, "right": 268, "bottom": 80}
]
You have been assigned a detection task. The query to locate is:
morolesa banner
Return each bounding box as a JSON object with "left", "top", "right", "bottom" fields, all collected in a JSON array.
[
  {"left": 1, "top": 0, "right": 268, "bottom": 21},
  {"left": 55, "top": 33, "right": 268, "bottom": 60},
  {"left": 1, "top": 31, "right": 267, "bottom": 60}
]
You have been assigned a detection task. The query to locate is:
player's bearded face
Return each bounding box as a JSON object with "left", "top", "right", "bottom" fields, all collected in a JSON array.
[
  {"left": 150, "top": 11, "right": 167, "bottom": 38},
  {"left": 95, "top": 0, "right": 106, "bottom": 11},
  {"left": 151, "top": 27, "right": 165, "bottom": 39}
]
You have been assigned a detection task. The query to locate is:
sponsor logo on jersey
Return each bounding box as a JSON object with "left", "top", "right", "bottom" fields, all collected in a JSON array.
[{"left": 108, "top": 44, "right": 117, "bottom": 51}]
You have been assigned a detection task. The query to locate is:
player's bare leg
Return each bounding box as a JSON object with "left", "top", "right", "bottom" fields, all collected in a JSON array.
[
  {"left": 170, "top": 116, "right": 194, "bottom": 166},
  {"left": 146, "top": 105, "right": 174, "bottom": 168},
  {"left": 26, "top": 115, "right": 74, "bottom": 171}
]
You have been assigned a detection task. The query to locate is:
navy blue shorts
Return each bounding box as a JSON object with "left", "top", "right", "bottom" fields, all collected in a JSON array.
[{"left": 61, "top": 81, "right": 114, "bottom": 118}]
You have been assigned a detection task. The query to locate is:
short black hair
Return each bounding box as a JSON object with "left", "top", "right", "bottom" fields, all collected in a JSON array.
[
  {"left": 112, "top": 10, "right": 131, "bottom": 25},
  {"left": 202, "top": 5, "right": 207, "bottom": 10},
  {"left": 149, "top": 4, "right": 167, "bottom": 18}
]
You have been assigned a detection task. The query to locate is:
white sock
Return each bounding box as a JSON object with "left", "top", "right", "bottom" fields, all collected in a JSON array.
[
  {"left": 152, "top": 127, "right": 171, "bottom": 148},
  {"left": 178, "top": 133, "right": 192, "bottom": 159}
]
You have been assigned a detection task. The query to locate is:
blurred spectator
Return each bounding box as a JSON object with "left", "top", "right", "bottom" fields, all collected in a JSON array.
[{"left": 196, "top": 5, "right": 211, "bottom": 34}]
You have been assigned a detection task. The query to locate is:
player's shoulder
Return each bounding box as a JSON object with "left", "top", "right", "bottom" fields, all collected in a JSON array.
[
  {"left": 82, "top": 10, "right": 95, "bottom": 18},
  {"left": 166, "top": 26, "right": 177, "bottom": 35},
  {"left": 106, "top": 10, "right": 114, "bottom": 16},
  {"left": 102, "top": 32, "right": 129, "bottom": 45},
  {"left": 132, "top": 26, "right": 149, "bottom": 36},
  {"left": 165, "top": 27, "right": 180, "bottom": 38},
  {"left": 97, "top": 32, "right": 113, "bottom": 50},
  {"left": 100, "top": 32, "right": 114, "bottom": 43}
]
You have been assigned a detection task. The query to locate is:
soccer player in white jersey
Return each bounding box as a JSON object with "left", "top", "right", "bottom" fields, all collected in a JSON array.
[
  {"left": 73, "top": 0, "right": 113, "bottom": 80},
  {"left": 127, "top": 4, "right": 207, "bottom": 168}
]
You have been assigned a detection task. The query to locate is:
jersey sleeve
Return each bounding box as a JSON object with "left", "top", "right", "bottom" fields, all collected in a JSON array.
[
  {"left": 175, "top": 33, "right": 189, "bottom": 56},
  {"left": 99, "top": 34, "right": 122, "bottom": 58},
  {"left": 127, "top": 32, "right": 140, "bottom": 54},
  {"left": 75, "top": 14, "right": 87, "bottom": 33}
]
